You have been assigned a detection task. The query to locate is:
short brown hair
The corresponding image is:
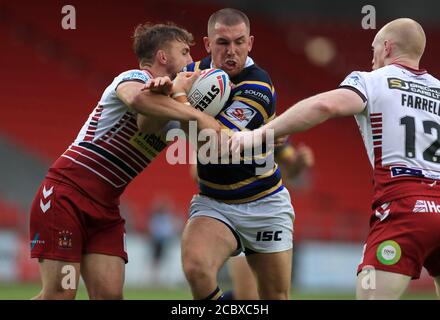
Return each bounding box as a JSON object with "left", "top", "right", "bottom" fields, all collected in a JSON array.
[
  {"left": 207, "top": 8, "right": 250, "bottom": 35},
  {"left": 133, "top": 22, "right": 194, "bottom": 66}
]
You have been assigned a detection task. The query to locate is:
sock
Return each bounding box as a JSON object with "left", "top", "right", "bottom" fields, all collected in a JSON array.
[
  {"left": 202, "top": 286, "right": 225, "bottom": 300},
  {"left": 222, "top": 290, "right": 235, "bottom": 300}
]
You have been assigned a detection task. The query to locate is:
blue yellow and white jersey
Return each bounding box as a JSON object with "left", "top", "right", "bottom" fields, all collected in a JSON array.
[{"left": 186, "top": 56, "right": 283, "bottom": 204}]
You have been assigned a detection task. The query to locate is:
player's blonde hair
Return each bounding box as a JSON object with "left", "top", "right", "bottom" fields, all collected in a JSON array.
[{"left": 133, "top": 22, "right": 194, "bottom": 66}]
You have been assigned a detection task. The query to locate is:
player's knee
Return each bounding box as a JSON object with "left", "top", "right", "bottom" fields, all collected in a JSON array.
[
  {"left": 258, "top": 282, "right": 289, "bottom": 300},
  {"left": 88, "top": 284, "right": 123, "bottom": 300},
  {"left": 259, "top": 289, "right": 288, "bottom": 300},
  {"left": 182, "top": 253, "right": 214, "bottom": 284}
]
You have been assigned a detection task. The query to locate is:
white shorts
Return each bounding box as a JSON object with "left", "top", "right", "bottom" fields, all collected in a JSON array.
[{"left": 189, "top": 188, "right": 295, "bottom": 255}]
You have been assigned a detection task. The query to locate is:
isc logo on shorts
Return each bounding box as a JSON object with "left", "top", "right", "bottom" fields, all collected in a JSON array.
[
  {"left": 413, "top": 200, "right": 440, "bottom": 213},
  {"left": 256, "top": 230, "right": 282, "bottom": 241}
]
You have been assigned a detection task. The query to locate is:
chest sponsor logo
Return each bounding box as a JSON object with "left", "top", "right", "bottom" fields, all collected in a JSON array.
[
  {"left": 240, "top": 89, "right": 270, "bottom": 105},
  {"left": 130, "top": 131, "right": 167, "bottom": 158},
  {"left": 224, "top": 105, "right": 257, "bottom": 127},
  {"left": 388, "top": 78, "right": 440, "bottom": 100}
]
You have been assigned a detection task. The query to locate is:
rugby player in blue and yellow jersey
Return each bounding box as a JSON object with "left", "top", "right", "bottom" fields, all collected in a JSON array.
[{"left": 181, "top": 8, "right": 294, "bottom": 300}]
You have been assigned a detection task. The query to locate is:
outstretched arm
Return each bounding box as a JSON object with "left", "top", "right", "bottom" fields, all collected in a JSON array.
[
  {"left": 265, "top": 88, "right": 366, "bottom": 138},
  {"left": 229, "top": 88, "right": 366, "bottom": 154}
]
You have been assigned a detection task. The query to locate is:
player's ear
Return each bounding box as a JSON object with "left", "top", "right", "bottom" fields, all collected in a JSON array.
[
  {"left": 203, "top": 37, "right": 211, "bottom": 54},
  {"left": 248, "top": 35, "right": 254, "bottom": 53},
  {"left": 156, "top": 49, "right": 167, "bottom": 65},
  {"left": 384, "top": 40, "right": 392, "bottom": 58}
]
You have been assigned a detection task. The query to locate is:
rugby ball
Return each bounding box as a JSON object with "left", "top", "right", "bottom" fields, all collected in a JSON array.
[{"left": 187, "top": 68, "right": 231, "bottom": 117}]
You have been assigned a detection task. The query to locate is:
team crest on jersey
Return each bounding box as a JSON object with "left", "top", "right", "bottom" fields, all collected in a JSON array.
[
  {"left": 376, "top": 240, "right": 401, "bottom": 265},
  {"left": 58, "top": 230, "right": 73, "bottom": 249},
  {"left": 224, "top": 102, "right": 257, "bottom": 127}
]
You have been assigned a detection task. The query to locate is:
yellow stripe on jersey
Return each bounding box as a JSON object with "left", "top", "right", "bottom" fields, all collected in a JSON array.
[
  {"left": 241, "top": 150, "right": 273, "bottom": 162},
  {"left": 199, "top": 164, "right": 278, "bottom": 190},
  {"left": 220, "top": 180, "right": 283, "bottom": 204},
  {"left": 218, "top": 122, "right": 237, "bottom": 135},
  {"left": 194, "top": 61, "right": 201, "bottom": 72},
  {"left": 235, "top": 80, "right": 272, "bottom": 92},
  {"left": 232, "top": 96, "right": 269, "bottom": 121},
  {"left": 271, "top": 85, "right": 275, "bottom": 96}
]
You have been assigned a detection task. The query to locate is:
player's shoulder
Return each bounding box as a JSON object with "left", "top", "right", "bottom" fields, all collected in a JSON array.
[
  {"left": 233, "top": 63, "right": 274, "bottom": 96},
  {"left": 239, "top": 63, "right": 272, "bottom": 84},
  {"left": 184, "top": 57, "right": 212, "bottom": 72},
  {"left": 115, "top": 69, "right": 152, "bottom": 83},
  {"left": 343, "top": 66, "right": 395, "bottom": 86}
]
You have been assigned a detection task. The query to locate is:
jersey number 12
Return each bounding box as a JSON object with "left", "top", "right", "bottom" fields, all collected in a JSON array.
[{"left": 400, "top": 115, "right": 440, "bottom": 163}]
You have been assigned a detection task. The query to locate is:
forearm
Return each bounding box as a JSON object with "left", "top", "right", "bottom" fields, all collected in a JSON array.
[
  {"left": 132, "top": 91, "right": 202, "bottom": 122},
  {"left": 264, "top": 89, "right": 366, "bottom": 138},
  {"left": 264, "top": 95, "right": 333, "bottom": 138}
]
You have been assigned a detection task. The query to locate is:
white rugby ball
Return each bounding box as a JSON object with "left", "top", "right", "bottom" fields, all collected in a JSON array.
[{"left": 187, "top": 68, "right": 231, "bottom": 117}]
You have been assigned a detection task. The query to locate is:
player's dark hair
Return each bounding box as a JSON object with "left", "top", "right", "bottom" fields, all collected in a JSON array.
[
  {"left": 133, "top": 22, "right": 194, "bottom": 66},
  {"left": 207, "top": 8, "right": 250, "bottom": 35}
]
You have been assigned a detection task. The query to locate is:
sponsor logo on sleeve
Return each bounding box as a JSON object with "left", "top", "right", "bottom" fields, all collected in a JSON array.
[
  {"left": 343, "top": 74, "right": 361, "bottom": 87},
  {"left": 122, "top": 70, "right": 148, "bottom": 83}
]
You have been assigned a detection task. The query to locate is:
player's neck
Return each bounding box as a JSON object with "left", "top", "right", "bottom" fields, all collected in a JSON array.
[
  {"left": 141, "top": 65, "right": 167, "bottom": 78},
  {"left": 388, "top": 57, "right": 420, "bottom": 70}
]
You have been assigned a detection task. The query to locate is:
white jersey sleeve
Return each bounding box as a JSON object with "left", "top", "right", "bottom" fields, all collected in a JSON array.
[
  {"left": 74, "top": 70, "right": 151, "bottom": 143},
  {"left": 339, "top": 71, "right": 368, "bottom": 103}
]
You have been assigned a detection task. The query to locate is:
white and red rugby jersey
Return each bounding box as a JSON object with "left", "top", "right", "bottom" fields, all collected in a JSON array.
[
  {"left": 48, "top": 70, "right": 176, "bottom": 206},
  {"left": 340, "top": 64, "right": 440, "bottom": 206}
]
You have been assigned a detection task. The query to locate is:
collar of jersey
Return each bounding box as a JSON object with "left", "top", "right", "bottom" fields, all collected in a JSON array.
[{"left": 392, "top": 63, "right": 427, "bottom": 75}]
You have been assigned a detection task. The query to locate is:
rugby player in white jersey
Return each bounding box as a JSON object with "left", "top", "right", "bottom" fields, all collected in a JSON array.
[
  {"left": 230, "top": 18, "right": 440, "bottom": 299},
  {"left": 29, "top": 22, "right": 218, "bottom": 300}
]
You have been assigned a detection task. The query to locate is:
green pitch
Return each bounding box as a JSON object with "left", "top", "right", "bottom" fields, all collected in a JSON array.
[{"left": 0, "top": 283, "right": 436, "bottom": 300}]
